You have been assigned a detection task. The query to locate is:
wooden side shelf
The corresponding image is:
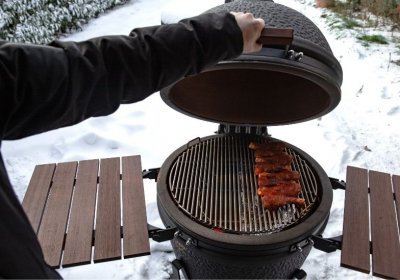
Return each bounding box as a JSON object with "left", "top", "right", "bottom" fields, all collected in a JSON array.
[
  {"left": 22, "top": 155, "right": 150, "bottom": 268},
  {"left": 341, "top": 166, "right": 400, "bottom": 279}
]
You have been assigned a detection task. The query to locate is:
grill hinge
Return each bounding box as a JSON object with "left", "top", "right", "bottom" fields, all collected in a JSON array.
[
  {"left": 217, "top": 124, "right": 269, "bottom": 136},
  {"left": 142, "top": 168, "right": 160, "bottom": 181},
  {"left": 311, "top": 234, "right": 342, "bottom": 253},
  {"left": 329, "top": 177, "right": 346, "bottom": 190},
  {"left": 147, "top": 224, "right": 177, "bottom": 242}
]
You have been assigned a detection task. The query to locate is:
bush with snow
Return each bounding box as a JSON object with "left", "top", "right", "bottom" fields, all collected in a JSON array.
[{"left": 0, "top": 0, "right": 128, "bottom": 44}]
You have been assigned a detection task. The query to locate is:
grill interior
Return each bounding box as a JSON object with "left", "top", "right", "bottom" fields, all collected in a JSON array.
[{"left": 168, "top": 134, "right": 320, "bottom": 234}]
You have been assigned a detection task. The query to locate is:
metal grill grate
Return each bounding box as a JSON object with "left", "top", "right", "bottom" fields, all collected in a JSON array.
[{"left": 168, "top": 135, "right": 319, "bottom": 234}]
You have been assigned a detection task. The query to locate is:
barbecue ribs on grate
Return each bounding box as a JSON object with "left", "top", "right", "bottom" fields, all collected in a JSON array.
[{"left": 249, "top": 142, "right": 306, "bottom": 210}]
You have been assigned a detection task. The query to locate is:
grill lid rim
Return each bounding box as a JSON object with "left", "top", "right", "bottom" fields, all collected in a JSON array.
[{"left": 160, "top": 60, "right": 341, "bottom": 126}]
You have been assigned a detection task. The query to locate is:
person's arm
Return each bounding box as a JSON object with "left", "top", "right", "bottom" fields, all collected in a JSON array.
[{"left": 0, "top": 12, "right": 262, "bottom": 140}]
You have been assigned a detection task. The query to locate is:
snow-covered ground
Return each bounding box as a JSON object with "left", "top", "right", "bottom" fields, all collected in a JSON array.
[{"left": 3, "top": 0, "right": 400, "bottom": 279}]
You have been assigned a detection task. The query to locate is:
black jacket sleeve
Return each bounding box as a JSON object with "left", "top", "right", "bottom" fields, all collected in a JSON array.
[{"left": 0, "top": 12, "right": 243, "bottom": 140}]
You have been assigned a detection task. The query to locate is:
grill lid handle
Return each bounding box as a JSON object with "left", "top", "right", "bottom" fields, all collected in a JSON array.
[{"left": 257, "top": 27, "right": 294, "bottom": 49}]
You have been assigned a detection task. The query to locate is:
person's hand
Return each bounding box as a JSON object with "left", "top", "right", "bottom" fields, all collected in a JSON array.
[{"left": 231, "top": 12, "right": 265, "bottom": 54}]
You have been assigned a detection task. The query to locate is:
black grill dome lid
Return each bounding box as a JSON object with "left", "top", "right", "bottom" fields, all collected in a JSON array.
[{"left": 160, "top": 0, "right": 343, "bottom": 126}]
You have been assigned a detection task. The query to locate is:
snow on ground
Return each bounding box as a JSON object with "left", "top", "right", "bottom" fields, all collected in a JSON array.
[{"left": 2, "top": 0, "right": 400, "bottom": 279}]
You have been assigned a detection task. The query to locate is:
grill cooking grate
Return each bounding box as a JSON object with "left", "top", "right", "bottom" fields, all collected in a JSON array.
[{"left": 168, "top": 135, "right": 319, "bottom": 234}]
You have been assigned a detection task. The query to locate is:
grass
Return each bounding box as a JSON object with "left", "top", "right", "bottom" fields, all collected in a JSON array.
[
  {"left": 342, "top": 17, "right": 363, "bottom": 29},
  {"left": 320, "top": 1, "right": 399, "bottom": 49},
  {"left": 323, "top": 13, "right": 360, "bottom": 32},
  {"left": 357, "top": 34, "right": 389, "bottom": 44},
  {"left": 393, "top": 45, "right": 400, "bottom": 65}
]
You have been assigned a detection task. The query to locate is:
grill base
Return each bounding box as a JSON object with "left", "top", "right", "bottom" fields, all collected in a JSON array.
[{"left": 171, "top": 237, "right": 312, "bottom": 279}]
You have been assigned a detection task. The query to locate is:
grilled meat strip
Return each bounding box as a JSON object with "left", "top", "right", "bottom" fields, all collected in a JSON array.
[
  {"left": 258, "top": 175, "right": 301, "bottom": 188},
  {"left": 249, "top": 141, "right": 287, "bottom": 151},
  {"left": 261, "top": 194, "right": 305, "bottom": 210},
  {"left": 257, "top": 182, "right": 301, "bottom": 197},
  {"left": 255, "top": 154, "right": 293, "bottom": 165},
  {"left": 258, "top": 170, "right": 301, "bottom": 181},
  {"left": 254, "top": 163, "right": 292, "bottom": 175},
  {"left": 253, "top": 149, "right": 285, "bottom": 157}
]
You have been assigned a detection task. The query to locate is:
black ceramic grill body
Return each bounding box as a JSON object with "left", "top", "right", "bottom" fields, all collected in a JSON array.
[
  {"left": 168, "top": 237, "right": 312, "bottom": 279},
  {"left": 157, "top": 1, "right": 339, "bottom": 278},
  {"left": 160, "top": 0, "right": 343, "bottom": 126},
  {"left": 156, "top": 135, "right": 333, "bottom": 279}
]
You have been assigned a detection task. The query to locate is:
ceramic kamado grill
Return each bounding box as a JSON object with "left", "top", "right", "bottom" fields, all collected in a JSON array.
[{"left": 154, "top": 0, "right": 343, "bottom": 278}]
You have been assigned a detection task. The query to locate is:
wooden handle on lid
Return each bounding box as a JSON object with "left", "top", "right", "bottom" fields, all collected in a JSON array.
[{"left": 257, "top": 27, "right": 294, "bottom": 48}]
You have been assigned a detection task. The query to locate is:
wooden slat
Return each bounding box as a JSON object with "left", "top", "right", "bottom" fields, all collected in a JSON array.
[
  {"left": 369, "top": 170, "right": 400, "bottom": 279},
  {"left": 22, "top": 164, "right": 56, "bottom": 233},
  {"left": 37, "top": 162, "right": 78, "bottom": 268},
  {"left": 393, "top": 175, "right": 400, "bottom": 236},
  {"left": 121, "top": 155, "right": 150, "bottom": 258},
  {"left": 62, "top": 159, "right": 99, "bottom": 267},
  {"left": 341, "top": 166, "right": 370, "bottom": 273},
  {"left": 93, "top": 157, "right": 121, "bottom": 262}
]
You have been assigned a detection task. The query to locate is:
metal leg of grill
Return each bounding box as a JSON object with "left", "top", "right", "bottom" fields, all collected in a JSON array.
[
  {"left": 291, "top": 269, "right": 307, "bottom": 280},
  {"left": 170, "top": 259, "right": 189, "bottom": 280}
]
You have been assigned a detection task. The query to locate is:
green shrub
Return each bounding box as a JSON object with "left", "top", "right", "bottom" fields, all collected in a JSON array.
[{"left": 0, "top": 0, "right": 128, "bottom": 44}]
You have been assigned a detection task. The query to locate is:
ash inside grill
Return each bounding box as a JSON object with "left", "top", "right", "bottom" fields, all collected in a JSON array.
[{"left": 167, "top": 135, "right": 319, "bottom": 234}]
